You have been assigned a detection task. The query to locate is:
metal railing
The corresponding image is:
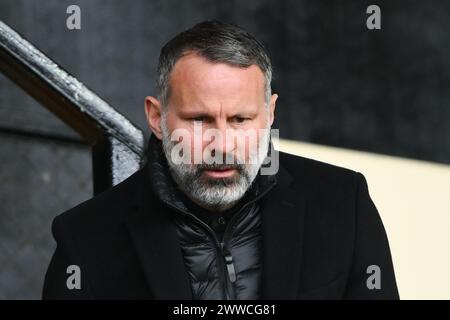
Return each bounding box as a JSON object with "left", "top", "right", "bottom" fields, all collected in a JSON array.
[{"left": 0, "top": 20, "right": 145, "bottom": 195}]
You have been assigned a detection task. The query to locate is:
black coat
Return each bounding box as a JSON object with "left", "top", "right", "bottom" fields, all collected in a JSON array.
[
  {"left": 144, "top": 134, "right": 277, "bottom": 300},
  {"left": 43, "top": 144, "right": 399, "bottom": 300}
]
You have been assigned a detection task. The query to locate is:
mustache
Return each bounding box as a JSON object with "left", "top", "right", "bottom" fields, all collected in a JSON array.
[
  {"left": 195, "top": 163, "right": 247, "bottom": 187},
  {"left": 197, "top": 163, "right": 244, "bottom": 172}
]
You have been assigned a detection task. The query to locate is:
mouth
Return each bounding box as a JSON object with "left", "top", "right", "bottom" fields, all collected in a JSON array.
[{"left": 203, "top": 167, "right": 237, "bottom": 178}]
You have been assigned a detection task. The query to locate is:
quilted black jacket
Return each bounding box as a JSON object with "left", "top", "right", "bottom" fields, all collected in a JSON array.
[
  {"left": 146, "top": 134, "right": 276, "bottom": 299},
  {"left": 43, "top": 135, "right": 399, "bottom": 300}
]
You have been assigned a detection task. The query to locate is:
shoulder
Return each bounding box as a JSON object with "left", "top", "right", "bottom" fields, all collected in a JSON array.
[
  {"left": 278, "top": 150, "right": 363, "bottom": 192},
  {"left": 277, "top": 150, "right": 368, "bottom": 223},
  {"left": 51, "top": 165, "right": 147, "bottom": 242}
]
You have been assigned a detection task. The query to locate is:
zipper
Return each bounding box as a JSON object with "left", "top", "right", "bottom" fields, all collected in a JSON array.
[
  {"left": 220, "top": 180, "right": 276, "bottom": 256},
  {"left": 160, "top": 179, "right": 276, "bottom": 300},
  {"left": 160, "top": 200, "right": 232, "bottom": 299},
  {"left": 223, "top": 247, "right": 236, "bottom": 283}
]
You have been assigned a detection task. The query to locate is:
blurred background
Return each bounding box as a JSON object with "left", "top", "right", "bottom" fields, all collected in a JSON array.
[{"left": 0, "top": 0, "right": 449, "bottom": 299}]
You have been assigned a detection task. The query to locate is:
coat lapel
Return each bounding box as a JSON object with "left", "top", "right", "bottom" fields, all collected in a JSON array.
[
  {"left": 124, "top": 159, "right": 306, "bottom": 300},
  {"left": 125, "top": 164, "right": 193, "bottom": 299},
  {"left": 260, "top": 163, "right": 306, "bottom": 299}
]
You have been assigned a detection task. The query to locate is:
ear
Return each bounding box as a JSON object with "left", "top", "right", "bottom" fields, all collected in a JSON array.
[
  {"left": 268, "top": 93, "right": 278, "bottom": 127},
  {"left": 144, "top": 96, "right": 164, "bottom": 140}
]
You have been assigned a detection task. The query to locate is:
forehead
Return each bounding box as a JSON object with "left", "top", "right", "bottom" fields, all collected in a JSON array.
[{"left": 168, "top": 53, "right": 266, "bottom": 108}]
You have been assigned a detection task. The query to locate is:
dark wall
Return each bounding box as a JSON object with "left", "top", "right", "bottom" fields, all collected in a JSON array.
[
  {"left": 1, "top": 0, "right": 449, "bottom": 163},
  {"left": 0, "top": 0, "right": 449, "bottom": 299}
]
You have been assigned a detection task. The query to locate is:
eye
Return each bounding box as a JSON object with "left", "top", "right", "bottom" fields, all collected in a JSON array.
[
  {"left": 191, "top": 116, "right": 204, "bottom": 122},
  {"left": 234, "top": 116, "right": 249, "bottom": 124}
]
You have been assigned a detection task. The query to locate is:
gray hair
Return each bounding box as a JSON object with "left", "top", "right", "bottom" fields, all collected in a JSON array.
[{"left": 156, "top": 20, "right": 273, "bottom": 108}]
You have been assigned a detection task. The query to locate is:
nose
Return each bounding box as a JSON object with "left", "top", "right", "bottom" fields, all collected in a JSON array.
[{"left": 207, "top": 121, "right": 236, "bottom": 164}]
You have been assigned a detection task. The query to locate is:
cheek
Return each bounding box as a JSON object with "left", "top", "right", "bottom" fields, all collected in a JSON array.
[
  {"left": 166, "top": 114, "right": 183, "bottom": 133},
  {"left": 233, "top": 129, "right": 262, "bottom": 162},
  {"left": 164, "top": 116, "right": 195, "bottom": 163},
  {"left": 166, "top": 116, "right": 192, "bottom": 141},
  {"left": 256, "top": 112, "right": 270, "bottom": 128}
]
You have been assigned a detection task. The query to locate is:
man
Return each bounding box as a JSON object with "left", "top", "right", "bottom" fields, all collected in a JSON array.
[{"left": 43, "top": 20, "right": 399, "bottom": 300}]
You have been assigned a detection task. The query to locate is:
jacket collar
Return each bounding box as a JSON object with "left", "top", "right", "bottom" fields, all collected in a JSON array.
[
  {"left": 126, "top": 135, "right": 306, "bottom": 299},
  {"left": 259, "top": 158, "right": 306, "bottom": 299}
]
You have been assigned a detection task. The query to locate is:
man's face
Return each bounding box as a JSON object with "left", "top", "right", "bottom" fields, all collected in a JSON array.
[{"left": 145, "top": 53, "right": 278, "bottom": 210}]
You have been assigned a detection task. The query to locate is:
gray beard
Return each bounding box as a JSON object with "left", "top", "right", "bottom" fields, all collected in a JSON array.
[{"left": 160, "top": 120, "right": 271, "bottom": 211}]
